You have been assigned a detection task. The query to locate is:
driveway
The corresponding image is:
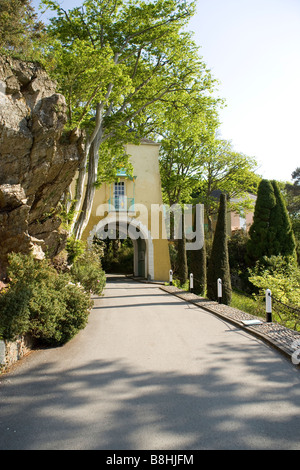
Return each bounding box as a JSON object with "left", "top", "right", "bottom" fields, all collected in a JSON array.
[{"left": 0, "top": 275, "right": 299, "bottom": 450}]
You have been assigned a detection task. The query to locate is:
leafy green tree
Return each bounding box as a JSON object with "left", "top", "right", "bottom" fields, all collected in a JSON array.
[
  {"left": 157, "top": 97, "right": 220, "bottom": 207},
  {"left": 207, "top": 193, "right": 232, "bottom": 304},
  {"left": 193, "top": 138, "right": 260, "bottom": 234},
  {"left": 0, "top": 0, "right": 44, "bottom": 59},
  {"left": 41, "top": 0, "right": 212, "bottom": 240}
]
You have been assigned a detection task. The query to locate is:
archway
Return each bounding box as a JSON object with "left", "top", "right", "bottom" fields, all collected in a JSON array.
[{"left": 87, "top": 215, "right": 154, "bottom": 279}]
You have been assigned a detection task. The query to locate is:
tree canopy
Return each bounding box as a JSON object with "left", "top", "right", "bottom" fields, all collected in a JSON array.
[{"left": 0, "top": 0, "right": 44, "bottom": 59}]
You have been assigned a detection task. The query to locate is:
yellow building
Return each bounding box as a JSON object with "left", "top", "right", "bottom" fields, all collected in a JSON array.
[{"left": 81, "top": 139, "right": 171, "bottom": 281}]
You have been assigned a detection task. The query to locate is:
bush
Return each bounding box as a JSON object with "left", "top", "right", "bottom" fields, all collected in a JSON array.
[
  {"left": 0, "top": 253, "right": 92, "bottom": 345},
  {"left": 70, "top": 244, "right": 106, "bottom": 295},
  {"left": 248, "top": 255, "right": 300, "bottom": 331},
  {"left": 66, "top": 236, "right": 86, "bottom": 263}
]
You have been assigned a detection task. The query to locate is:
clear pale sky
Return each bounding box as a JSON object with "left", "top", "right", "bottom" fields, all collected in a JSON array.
[{"left": 32, "top": 0, "right": 300, "bottom": 183}]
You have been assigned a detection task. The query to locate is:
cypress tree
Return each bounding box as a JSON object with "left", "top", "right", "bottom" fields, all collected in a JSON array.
[
  {"left": 207, "top": 193, "right": 232, "bottom": 304},
  {"left": 246, "top": 179, "right": 276, "bottom": 266},
  {"left": 247, "top": 179, "right": 296, "bottom": 265},
  {"left": 188, "top": 242, "right": 206, "bottom": 295},
  {"left": 187, "top": 205, "right": 206, "bottom": 295},
  {"left": 270, "top": 180, "right": 296, "bottom": 258},
  {"left": 176, "top": 212, "right": 188, "bottom": 285}
]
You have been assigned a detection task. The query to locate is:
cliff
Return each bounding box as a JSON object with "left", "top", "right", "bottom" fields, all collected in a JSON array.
[{"left": 0, "top": 56, "right": 84, "bottom": 277}]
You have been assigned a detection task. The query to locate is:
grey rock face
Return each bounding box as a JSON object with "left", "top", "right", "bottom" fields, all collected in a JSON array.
[{"left": 0, "top": 56, "right": 84, "bottom": 276}]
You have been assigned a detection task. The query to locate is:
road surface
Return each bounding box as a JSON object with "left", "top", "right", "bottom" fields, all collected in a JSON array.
[{"left": 0, "top": 275, "right": 299, "bottom": 450}]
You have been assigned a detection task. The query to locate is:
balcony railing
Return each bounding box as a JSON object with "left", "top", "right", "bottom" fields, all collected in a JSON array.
[{"left": 108, "top": 197, "right": 135, "bottom": 212}]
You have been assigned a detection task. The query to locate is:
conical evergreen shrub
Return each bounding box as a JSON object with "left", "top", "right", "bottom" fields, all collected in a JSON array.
[
  {"left": 270, "top": 180, "right": 296, "bottom": 259},
  {"left": 187, "top": 205, "right": 206, "bottom": 295},
  {"left": 188, "top": 242, "right": 206, "bottom": 295},
  {"left": 207, "top": 193, "right": 232, "bottom": 304},
  {"left": 246, "top": 179, "right": 276, "bottom": 265},
  {"left": 176, "top": 215, "right": 188, "bottom": 285},
  {"left": 246, "top": 179, "right": 296, "bottom": 266}
]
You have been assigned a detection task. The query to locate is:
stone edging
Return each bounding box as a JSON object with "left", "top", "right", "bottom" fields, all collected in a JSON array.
[
  {"left": 160, "top": 285, "right": 300, "bottom": 368},
  {"left": 0, "top": 336, "right": 33, "bottom": 373}
]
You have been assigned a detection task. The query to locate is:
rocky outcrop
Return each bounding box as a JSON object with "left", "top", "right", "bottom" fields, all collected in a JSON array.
[{"left": 0, "top": 56, "right": 84, "bottom": 277}]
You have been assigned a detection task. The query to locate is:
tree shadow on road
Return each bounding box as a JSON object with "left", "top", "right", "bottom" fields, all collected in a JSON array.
[{"left": 0, "top": 338, "right": 299, "bottom": 450}]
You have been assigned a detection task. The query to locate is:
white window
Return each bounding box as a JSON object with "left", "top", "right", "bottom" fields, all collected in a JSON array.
[{"left": 114, "top": 181, "right": 125, "bottom": 197}]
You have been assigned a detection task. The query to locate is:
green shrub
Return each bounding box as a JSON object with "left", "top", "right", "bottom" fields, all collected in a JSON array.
[
  {"left": 248, "top": 255, "right": 300, "bottom": 331},
  {"left": 70, "top": 245, "right": 106, "bottom": 295},
  {"left": 0, "top": 253, "right": 92, "bottom": 345},
  {"left": 66, "top": 236, "right": 86, "bottom": 263},
  {"left": 231, "top": 290, "right": 265, "bottom": 319}
]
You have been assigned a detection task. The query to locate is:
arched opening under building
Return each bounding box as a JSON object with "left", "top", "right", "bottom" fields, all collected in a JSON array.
[{"left": 88, "top": 216, "right": 154, "bottom": 280}]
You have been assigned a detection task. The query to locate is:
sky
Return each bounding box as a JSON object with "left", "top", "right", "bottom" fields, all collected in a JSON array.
[{"left": 31, "top": 0, "right": 300, "bottom": 183}]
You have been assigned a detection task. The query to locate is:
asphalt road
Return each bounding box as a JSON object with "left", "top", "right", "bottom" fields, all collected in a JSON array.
[{"left": 0, "top": 275, "right": 299, "bottom": 450}]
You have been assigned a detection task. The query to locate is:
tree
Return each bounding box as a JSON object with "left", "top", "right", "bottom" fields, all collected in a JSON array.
[
  {"left": 0, "top": 0, "right": 44, "bottom": 58},
  {"left": 175, "top": 212, "right": 188, "bottom": 285},
  {"left": 246, "top": 179, "right": 276, "bottom": 266},
  {"left": 158, "top": 118, "right": 259, "bottom": 235},
  {"left": 269, "top": 180, "right": 296, "bottom": 259},
  {"left": 246, "top": 179, "right": 296, "bottom": 266},
  {"left": 284, "top": 168, "right": 300, "bottom": 262},
  {"left": 154, "top": 91, "right": 219, "bottom": 286},
  {"left": 157, "top": 96, "right": 220, "bottom": 207},
  {"left": 207, "top": 193, "right": 232, "bottom": 304},
  {"left": 193, "top": 138, "right": 260, "bottom": 234},
  {"left": 41, "top": 0, "right": 212, "bottom": 240},
  {"left": 188, "top": 241, "right": 206, "bottom": 296}
]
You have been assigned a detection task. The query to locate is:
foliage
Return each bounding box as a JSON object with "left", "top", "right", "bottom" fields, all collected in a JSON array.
[
  {"left": 0, "top": 0, "right": 45, "bottom": 60},
  {"left": 70, "top": 244, "right": 106, "bottom": 294},
  {"left": 66, "top": 236, "right": 86, "bottom": 264},
  {"left": 248, "top": 255, "right": 300, "bottom": 331},
  {"left": 269, "top": 180, "right": 296, "bottom": 258},
  {"left": 157, "top": 98, "right": 221, "bottom": 207},
  {"left": 101, "top": 238, "right": 134, "bottom": 274},
  {"left": 207, "top": 193, "right": 232, "bottom": 304},
  {"left": 230, "top": 290, "right": 266, "bottom": 319},
  {"left": 192, "top": 139, "right": 260, "bottom": 234},
  {"left": 283, "top": 167, "right": 300, "bottom": 263},
  {"left": 0, "top": 253, "right": 92, "bottom": 345},
  {"left": 228, "top": 229, "right": 252, "bottom": 292},
  {"left": 247, "top": 179, "right": 296, "bottom": 266}
]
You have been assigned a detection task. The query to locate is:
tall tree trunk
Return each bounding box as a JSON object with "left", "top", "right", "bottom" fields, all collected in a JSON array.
[{"left": 73, "top": 132, "right": 102, "bottom": 240}]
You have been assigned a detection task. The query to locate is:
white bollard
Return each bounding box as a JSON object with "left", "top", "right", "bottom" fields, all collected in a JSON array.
[
  {"left": 266, "top": 289, "right": 272, "bottom": 322},
  {"left": 169, "top": 269, "right": 173, "bottom": 286},
  {"left": 217, "top": 278, "right": 222, "bottom": 304},
  {"left": 190, "top": 273, "right": 193, "bottom": 293}
]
